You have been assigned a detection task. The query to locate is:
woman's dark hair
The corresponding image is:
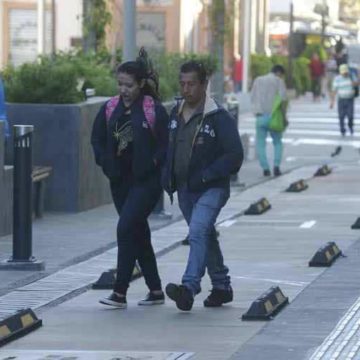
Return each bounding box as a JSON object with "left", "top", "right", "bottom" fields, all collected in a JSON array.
[
  {"left": 180, "top": 60, "right": 208, "bottom": 84},
  {"left": 116, "top": 47, "right": 160, "bottom": 100}
]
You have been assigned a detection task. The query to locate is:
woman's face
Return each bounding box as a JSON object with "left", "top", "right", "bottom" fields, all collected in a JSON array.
[{"left": 117, "top": 72, "right": 144, "bottom": 106}]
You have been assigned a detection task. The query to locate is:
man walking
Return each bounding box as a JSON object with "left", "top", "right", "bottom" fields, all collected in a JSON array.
[
  {"left": 251, "top": 65, "right": 287, "bottom": 177},
  {"left": 162, "top": 61, "right": 243, "bottom": 311},
  {"left": 330, "top": 64, "right": 357, "bottom": 136}
]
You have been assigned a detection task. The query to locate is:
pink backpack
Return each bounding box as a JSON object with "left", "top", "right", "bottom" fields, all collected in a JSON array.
[{"left": 105, "top": 95, "right": 156, "bottom": 134}]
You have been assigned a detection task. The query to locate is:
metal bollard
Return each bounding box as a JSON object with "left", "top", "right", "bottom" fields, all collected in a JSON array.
[
  {"left": 0, "top": 125, "right": 44, "bottom": 270},
  {"left": 227, "top": 99, "right": 243, "bottom": 186}
]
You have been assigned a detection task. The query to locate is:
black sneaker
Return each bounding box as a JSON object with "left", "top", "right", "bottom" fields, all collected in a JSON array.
[
  {"left": 263, "top": 169, "right": 271, "bottom": 177},
  {"left": 274, "top": 167, "right": 282, "bottom": 177},
  {"left": 203, "top": 287, "right": 233, "bottom": 307},
  {"left": 138, "top": 291, "right": 165, "bottom": 306},
  {"left": 331, "top": 146, "right": 342, "bottom": 157},
  {"left": 99, "top": 292, "right": 127, "bottom": 308},
  {"left": 165, "top": 283, "right": 194, "bottom": 311}
]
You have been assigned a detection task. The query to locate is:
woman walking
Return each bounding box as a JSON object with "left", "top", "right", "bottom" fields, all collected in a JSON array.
[{"left": 91, "top": 48, "right": 169, "bottom": 308}]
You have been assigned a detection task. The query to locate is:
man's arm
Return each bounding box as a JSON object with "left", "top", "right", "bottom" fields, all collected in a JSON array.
[
  {"left": 278, "top": 78, "right": 288, "bottom": 126},
  {"left": 202, "top": 111, "right": 244, "bottom": 182},
  {"left": 250, "top": 78, "right": 258, "bottom": 105},
  {"left": 330, "top": 78, "right": 337, "bottom": 109}
]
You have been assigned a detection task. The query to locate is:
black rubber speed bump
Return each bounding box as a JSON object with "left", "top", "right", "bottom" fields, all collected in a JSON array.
[
  {"left": 92, "top": 263, "right": 142, "bottom": 289},
  {"left": 309, "top": 242, "right": 342, "bottom": 267},
  {"left": 314, "top": 164, "right": 332, "bottom": 177},
  {"left": 242, "top": 286, "right": 289, "bottom": 321},
  {"left": 0, "top": 308, "right": 42, "bottom": 347},
  {"left": 351, "top": 217, "right": 360, "bottom": 229},
  {"left": 244, "top": 197, "right": 271, "bottom": 215},
  {"left": 286, "top": 179, "right": 308, "bottom": 193}
]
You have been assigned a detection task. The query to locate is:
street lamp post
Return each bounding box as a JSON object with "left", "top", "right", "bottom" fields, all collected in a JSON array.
[
  {"left": 242, "top": 0, "right": 251, "bottom": 93},
  {"left": 37, "top": 0, "right": 46, "bottom": 56},
  {"left": 123, "top": 0, "right": 137, "bottom": 62},
  {"left": 288, "top": 1, "right": 294, "bottom": 89},
  {"left": 314, "top": 1, "right": 329, "bottom": 45}
]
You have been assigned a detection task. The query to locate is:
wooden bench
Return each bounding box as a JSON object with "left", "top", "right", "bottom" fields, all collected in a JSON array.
[{"left": 32, "top": 166, "right": 52, "bottom": 218}]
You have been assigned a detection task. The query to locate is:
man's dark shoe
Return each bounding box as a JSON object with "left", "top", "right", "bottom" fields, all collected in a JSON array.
[
  {"left": 204, "top": 287, "right": 233, "bottom": 307},
  {"left": 138, "top": 291, "right": 165, "bottom": 306},
  {"left": 99, "top": 292, "right": 127, "bottom": 308},
  {"left": 273, "top": 166, "right": 282, "bottom": 177},
  {"left": 182, "top": 235, "right": 190, "bottom": 246},
  {"left": 165, "top": 283, "right": 194, "bottom": 311},
  {"left": 331, "top": 146, "right": 342, "bottom": 157},
  {"left": 263, "top": 169, "right": 271, "bottom": 177}
]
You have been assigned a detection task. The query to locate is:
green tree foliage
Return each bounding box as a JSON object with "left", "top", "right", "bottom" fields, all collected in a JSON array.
[
  {"left": 301, "top": 44, "right": 328, "bottom": 62},
  {"left": 2, "top": 50, "right": 216, "bottom": 104},
  {"left": 83, "top": 0, "right": 112, "bottom": 51}
]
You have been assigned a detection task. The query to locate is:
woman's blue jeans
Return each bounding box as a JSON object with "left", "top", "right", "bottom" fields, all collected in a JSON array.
[
  {"left": 256, "top": 114, "right": 283, "bottom": 171},
  {"left": 177, "top": 185, "right": 231, "bottom": 295}
]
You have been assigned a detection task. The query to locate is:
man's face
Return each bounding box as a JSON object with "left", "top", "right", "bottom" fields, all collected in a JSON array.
[{"left": 179, "top": 71, "right": 207, "bottom": 106}]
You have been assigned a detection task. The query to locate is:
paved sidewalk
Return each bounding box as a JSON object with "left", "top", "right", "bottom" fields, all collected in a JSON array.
[
  {"left": 2, "top": 159, "right": 360, "bottom": 359},
  {"left": 1, "top": 97, "right": 360, "bottom": 359},
  {"left": 0, "top": 157, "right": 269, "bottom": 296}
]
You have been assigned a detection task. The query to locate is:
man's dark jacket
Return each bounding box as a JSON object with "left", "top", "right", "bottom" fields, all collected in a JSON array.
[
  {"left": 91, "top": 95, "right": 169, "bottom": 181},
  {"left": 162, "top": 96, "right": 243, "bottom": 195}
]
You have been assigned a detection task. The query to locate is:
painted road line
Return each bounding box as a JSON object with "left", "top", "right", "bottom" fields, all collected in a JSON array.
[
  {"left": 309, "top": 295, "right": 360, "bottom": 360},
  {"left": 248, "top": 136, "right": 360, "bottom": 148},
  {"left": 0, "top": 350, "right": 194, "bottom": 360},
  {"left": 240, "top": 127, "right": 360, "bottom": 139},
  {"left": 219, "top": 219, "right": 238, "bottom": 227},
  {"left": 233, "top": 276, "right": 308, "bottom": 287},
  {"left": 300, "top": 220, "right": 317, "bottom": 229},
  {"left": 238, "top": 219, "right": 300, "bottom": 224}
]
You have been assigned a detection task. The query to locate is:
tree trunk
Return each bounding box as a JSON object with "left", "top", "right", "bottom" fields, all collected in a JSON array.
[{"left": 82, "top": 0, "right": 96, "bottom": 53}]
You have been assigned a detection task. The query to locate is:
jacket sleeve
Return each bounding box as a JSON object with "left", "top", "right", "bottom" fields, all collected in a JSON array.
[
  {"left": 91, "top": 103, "right": 107, "bottom": 167},
  {"left": 153, "top": 103, "right": 169, "bottom": 166},
  {"left": 202, "top": 111, "right": 244, "bottom": 182}
]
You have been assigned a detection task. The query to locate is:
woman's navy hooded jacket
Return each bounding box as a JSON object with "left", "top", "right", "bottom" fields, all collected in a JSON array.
[{"left": 91, "top": 95, "right": 169, "bottom": 181}]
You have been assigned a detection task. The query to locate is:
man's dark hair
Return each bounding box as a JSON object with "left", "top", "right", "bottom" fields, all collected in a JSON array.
[
  {"left": 180, "top": 61, "right": 208, "bottom": 83},
  {"left": 271, "top": 65, "right": 285, "bottom": 75}
]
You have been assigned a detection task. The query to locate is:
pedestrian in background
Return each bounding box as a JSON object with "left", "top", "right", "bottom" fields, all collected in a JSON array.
[
  {"left": 251, "top": 65, "right": 288, "bottom": 177},
  {"left": 162, "top": 61, "right": 243, "bottom": 311},
  {"left": 330, "top": 63, "right": 358, "bottom": 136},
  {"left": 309, "top": 53, "right": 324, "bottom": 102},
  {"left": 325, "top": 53, "right": 338, "bottom": 97},
  {"left": 0, "top": 75, "right": 10, "bottom": 164},
  {"left": 0, "top": 75, "right": 9, "bottom": 137},
  {"left": 91, "top": 48, "right": 169, "bottom": 308},
  {"left": 233, "top": 54, "right": 243, "bottom": 93}
]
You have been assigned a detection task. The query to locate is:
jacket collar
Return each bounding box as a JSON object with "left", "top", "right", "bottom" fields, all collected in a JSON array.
[{"left": 177, "top": 95, "right": 220, "bottom": 119}]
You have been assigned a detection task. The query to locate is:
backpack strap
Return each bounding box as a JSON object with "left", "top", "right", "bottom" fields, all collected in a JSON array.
[
  {"left": 143, "top": 95, "right": 156, "bottom": 135},
  {"left": 105, "top": 95, "right": 156, "bottom": 136},
  {"left": 105, "top": 95, "right": 120, "bottom": 123}
]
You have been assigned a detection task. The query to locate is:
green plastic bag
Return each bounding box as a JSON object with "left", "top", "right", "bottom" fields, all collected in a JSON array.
[{"left": 269, "top": 94, "right": 286, "bottom": 132}]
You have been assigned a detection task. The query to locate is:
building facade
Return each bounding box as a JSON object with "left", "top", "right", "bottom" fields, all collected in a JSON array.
[{"left": 0, "top": 0, "right": 83, "bottom": 69}]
